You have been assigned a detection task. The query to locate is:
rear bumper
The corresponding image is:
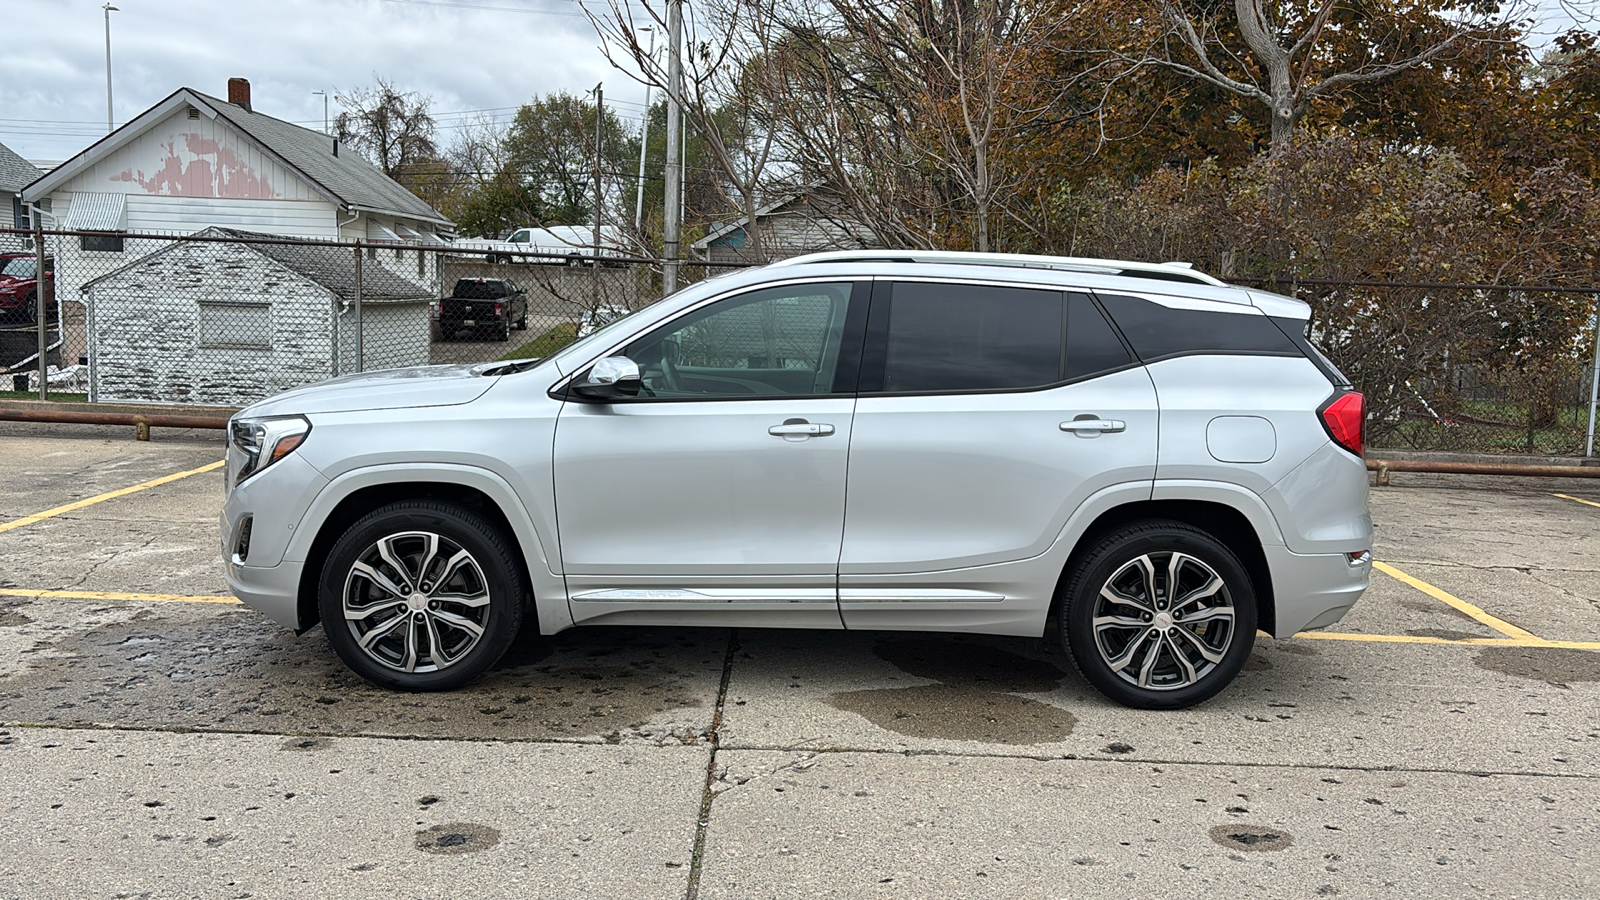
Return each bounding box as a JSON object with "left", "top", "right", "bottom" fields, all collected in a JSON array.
[{"left": 1265, "top": 544, "right": 1371, "bottom": 637}]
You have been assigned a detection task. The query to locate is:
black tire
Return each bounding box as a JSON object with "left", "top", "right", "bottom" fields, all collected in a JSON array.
[
  {"left": 496, "top": 315, "right": 511, "bottom": 341},
  {"left": 1059, "top": 520, "right": 1257, "bottom": 710},
  {"left": 21, "top": 293, "right": 35, "bottom": 323},
  {"left": 318, "top": 500, "right": 526, "bottom": 691},
  {"left": 516, "top": 307, "right": 529, "bottom": 330}
]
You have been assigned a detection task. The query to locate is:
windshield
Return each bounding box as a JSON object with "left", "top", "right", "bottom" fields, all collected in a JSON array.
[{"left": 0, "top": 258, "right": 36, "bottom": 279}]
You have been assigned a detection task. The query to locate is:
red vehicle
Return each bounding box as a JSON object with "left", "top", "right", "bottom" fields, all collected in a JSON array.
[{"left": 0, "top": 253, "right": 55, "bottom": 324}]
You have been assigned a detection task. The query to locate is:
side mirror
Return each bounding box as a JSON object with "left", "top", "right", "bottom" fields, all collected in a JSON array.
[{"left": 571, "top": 356, "right": 642, "bottom": 401}]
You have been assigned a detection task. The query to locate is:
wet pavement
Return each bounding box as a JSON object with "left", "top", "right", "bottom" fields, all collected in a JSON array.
[{"left": 1, "top": 425, "right": 1597, "bottom": 897}]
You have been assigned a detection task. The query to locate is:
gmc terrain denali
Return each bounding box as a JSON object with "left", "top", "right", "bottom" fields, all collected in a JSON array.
[{"left": 222, "top": 251, "right": 1372, "bottom": 709}]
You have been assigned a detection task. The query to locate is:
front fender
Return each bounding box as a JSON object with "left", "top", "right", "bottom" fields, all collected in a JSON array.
[{"left": 285, "top": 462, "right": 572, "bottom": 632}]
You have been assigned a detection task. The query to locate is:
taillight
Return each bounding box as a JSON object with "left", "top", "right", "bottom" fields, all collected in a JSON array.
[
  {"left": 494, "top": 302, "right": 503, "bottom": 315},
  {"left": 1319, "top": 391, "right": 1364, "bottom": 457}
]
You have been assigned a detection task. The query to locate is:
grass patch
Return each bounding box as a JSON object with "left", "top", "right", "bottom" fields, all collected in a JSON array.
[
  {"left": 499, "top": 321, "right": 579, "bottom": 361},
  {"left": 0, "top": 390, "right": 87, "bottom": 402}
]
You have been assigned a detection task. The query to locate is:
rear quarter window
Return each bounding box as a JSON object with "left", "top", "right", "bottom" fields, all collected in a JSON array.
[{"left": 1095, "top": 292, "right": 1300, "bottom": 362}]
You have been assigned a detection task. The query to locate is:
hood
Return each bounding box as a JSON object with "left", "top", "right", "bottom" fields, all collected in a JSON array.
[{"left": 239, "top": 363, "right": 501, "bottom": 417}]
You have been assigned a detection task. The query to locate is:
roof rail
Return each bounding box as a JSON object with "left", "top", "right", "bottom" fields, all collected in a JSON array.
[{"left": 770, "top": 249, "right": 1225, "bottom": 286}]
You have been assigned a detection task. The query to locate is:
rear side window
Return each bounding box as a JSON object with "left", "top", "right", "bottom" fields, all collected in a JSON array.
[
  {"left": 453, "top": 280, "right": 509, "bottom": 299},
  {"left": 1096, "top": 293, "right": 1299, "bottom": 361},
  {"left": 879, "top": 282, "right": 1063, "bottom": 393}
]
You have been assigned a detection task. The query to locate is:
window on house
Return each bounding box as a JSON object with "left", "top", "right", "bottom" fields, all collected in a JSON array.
[
  {"left": 197, "top": 302, "right": 272, "bottom": 350},
  {"left": 81, "top": 233, "right": 125, "bottom": 253}
]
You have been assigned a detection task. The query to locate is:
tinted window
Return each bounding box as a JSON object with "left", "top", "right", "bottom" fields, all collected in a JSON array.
[
  {"left": 453, "top": 280, "right": 510, "bottom": 299},
  {"left": 81, "top": 233, "right": 124, "bottom": 253},
  {"left": 623, "top": 282, "right": 855, "bottom": 398},
  {"left": 881, "top": 283, "right": 1063, "bottom": 393},
  {"left": 1096, "top": 293, "right": 1298, "bottom": 361},
  {"left": 1065, "top": 293, "right": 1131, "bottom": 380}
]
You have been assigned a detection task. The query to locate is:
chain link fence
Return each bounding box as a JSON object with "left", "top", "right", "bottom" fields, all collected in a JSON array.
[
  {"left": 3, "top": 225, "right": 1595, "bottom": 457},
  {"left": 0, "top": 226, "right": 741, "bottom": 406}
]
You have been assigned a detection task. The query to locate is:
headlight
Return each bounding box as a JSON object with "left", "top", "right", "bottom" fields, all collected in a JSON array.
[{"left": 229, "top": 415, "right": 311, "bottom": 486}]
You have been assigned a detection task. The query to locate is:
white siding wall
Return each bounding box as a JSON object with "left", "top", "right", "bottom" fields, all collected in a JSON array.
[
  {"left": 63, "top": 108, "right": 326, "bottom": 204},
  {"left": 336, "top": 300, "right": 432, "bottom": 375},
  {"left": 86, "top": 240, "right": 335, "bottom": 406}
]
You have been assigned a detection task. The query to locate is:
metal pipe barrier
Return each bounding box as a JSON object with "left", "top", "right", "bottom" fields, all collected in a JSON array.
[
  {"left": 1368, "top": 457, "right": 1600, "bottom": 486},
  {"left": 0, "top": 406, "right": 231, "bottom": 441}
]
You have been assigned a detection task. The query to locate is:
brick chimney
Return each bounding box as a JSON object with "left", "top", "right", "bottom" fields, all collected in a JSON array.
[{"left": 227, "top": 78, "right": 252, "bottom": 112}]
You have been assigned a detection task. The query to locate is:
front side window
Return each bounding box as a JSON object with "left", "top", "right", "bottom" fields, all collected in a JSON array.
[
  {"left": 1, "top": 258, "right": 35, "bottom": 279},
  {"left": 623, "top": 282, "right": 855, "bottom": 399},
  {"left": 879, "top": 282, "right": 1064, "bottom": 393}
]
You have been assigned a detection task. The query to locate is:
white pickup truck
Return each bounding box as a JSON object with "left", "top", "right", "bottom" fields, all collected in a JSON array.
[{"left": 451, "top": 225, "right": 630, "bottom": 265}]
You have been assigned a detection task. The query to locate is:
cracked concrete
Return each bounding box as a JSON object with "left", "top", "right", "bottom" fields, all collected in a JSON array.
[{"left": 1, "top": 431, "right": 1598, "bottom": 898}]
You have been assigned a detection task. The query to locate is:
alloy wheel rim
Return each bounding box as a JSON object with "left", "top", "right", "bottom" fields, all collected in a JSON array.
[
  {"left": 342, "top": 530, "right": 492, "bottom": 673},
  {"left": 1091, "top": 551, "right": 1236, "bottom": 691}
]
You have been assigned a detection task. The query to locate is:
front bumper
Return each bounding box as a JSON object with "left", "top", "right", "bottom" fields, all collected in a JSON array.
[{"left": 224, "top": 554, "right": 307, "bottom": 630}]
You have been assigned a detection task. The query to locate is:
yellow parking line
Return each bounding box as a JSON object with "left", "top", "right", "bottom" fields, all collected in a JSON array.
[
  {"left": 0, "top": 460, "right": 225, "bottom": 535},
  {"left": 1553, "top": 493, "right": 1600, "bottom": 509},
  {"left": 1294, "top": 631, "right": 1600, "bottom": 651},
  {"left": 0, "top": 588, "right": 239, "bottom": 604},
  {"left": 1372, "top": 560, "right": 1542, "bottom": 641}
]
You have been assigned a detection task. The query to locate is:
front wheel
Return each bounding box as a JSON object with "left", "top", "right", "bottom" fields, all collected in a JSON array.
[
  {"left": 1060, "top": 521, "right": 1256, "bottom": 710},
  {"left": 318, "top": 501, "right": 525, "bottom": 691}
]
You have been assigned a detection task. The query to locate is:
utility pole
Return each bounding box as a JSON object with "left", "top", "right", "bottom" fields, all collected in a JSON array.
[
  {"left": 663, "top": 0, "right": 683, "bottom": 295},
  {"left": 593, "top": 82, "right": 604, "bottom": 304},
  {"left": 633, "top": 26, "right": 655, "bottom": 233},
  {"left": 312, "top": 90, "right": 329, "bottom": 134},
  {"left": 103, "top": 4, "right": 118, "bottom": 133}
]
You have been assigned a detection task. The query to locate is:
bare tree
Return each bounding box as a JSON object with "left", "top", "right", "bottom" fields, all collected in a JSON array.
[
  {"left": 591, "top": 0, "right": 783, "bottom": 262},
  {"left": 1143, "top": 0, "right": 1532, "bottom": 149},
  {"left": 764, "top": 0, "right": 1067, "bottom": 252},
  {"left": 334, "top": 77, "right": 440, "bottom": 183}
]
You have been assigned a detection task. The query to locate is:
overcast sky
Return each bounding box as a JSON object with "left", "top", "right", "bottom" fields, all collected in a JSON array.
[
  {"left": 0, "top": 0, "right": 660, "bottom": 163},
  {"left": 0, "top": 0, "right": 1591, "bottom": 165}
]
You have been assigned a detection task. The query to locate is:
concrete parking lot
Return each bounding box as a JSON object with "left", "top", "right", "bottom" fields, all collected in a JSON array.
[{"left": 1, "top": 424, "right": 1596, "bottom": 898}]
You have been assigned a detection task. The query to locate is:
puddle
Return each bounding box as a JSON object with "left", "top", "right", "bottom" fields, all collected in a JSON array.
[
  {"left": 1209, "top": 824, "right": 1293, "bottom": 852},
  {"left": 0, "top": 613, "right": 715, "bottom": 741},
  {"left": 826, "top": 639, "right": 1076, "bottom": 744},
  {"left": 871, "top": 639, "right": 1067, "bottom": 692},
  {"left": 1399, "top": 598, "right": 1476, "bottom": 622},
  {"left": 415, "top": 822, "right": 501, "bottom": 855},
  {"left": 1473, "top": 647, "right": 1600, "bottom": 683},
  {"left": 829, "top": 684, "right": 1076, "bottom": 744},
  {"left": 1406, "top": 628, "right": 1486, "bottom": 641}
]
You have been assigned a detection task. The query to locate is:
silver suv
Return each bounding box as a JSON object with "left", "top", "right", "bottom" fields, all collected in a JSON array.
[{"left": 222, "top": 251, "right": 1372, "bottom": 709}]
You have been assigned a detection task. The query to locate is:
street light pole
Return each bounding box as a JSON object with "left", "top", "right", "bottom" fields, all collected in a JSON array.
[
  {"left": 312, "top": 90, "right": 329, "bottom": 134},
  {"left": 633, "top": 27, "right": 655, "bottom": 234},
  {"left": 103, "top": 4, "right": 119, "bottom": 133},
  {"left": 663, "top": 0, "right": 682, "bottom": 295}
]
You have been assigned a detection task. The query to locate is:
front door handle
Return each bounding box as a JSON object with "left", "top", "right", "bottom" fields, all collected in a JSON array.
[
  {"left": 1060, "top": 418, "right": 1126, "bottom": 434},
  {"left": 769, "top": 420, "right": 835, "bottom": 438}
]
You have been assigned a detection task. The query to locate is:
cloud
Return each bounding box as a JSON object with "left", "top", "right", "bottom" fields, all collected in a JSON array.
[{"left": 0, "top": 0, "right": 639, "bottom": 161}]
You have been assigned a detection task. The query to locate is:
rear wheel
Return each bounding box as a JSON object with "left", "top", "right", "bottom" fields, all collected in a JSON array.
[
  {"left": 20, "top": 292, "right": 36, "bottom": 323},
  {"left": 318, "top": 501, "right": 525, "bottom": 691},
  {"left": 496, "top": 315, "right": 511, "bottom": 341},
  {"left": 1060, "top": 521, "right": 1256, "bottom": 709}
]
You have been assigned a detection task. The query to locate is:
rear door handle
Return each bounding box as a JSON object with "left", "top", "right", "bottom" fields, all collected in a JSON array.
[
  {"left": 1060, "top": 418, "right": 1126, "bottom": 434},
  {"left": 769, "top": 420, "right": 835, "bottom": 438}
]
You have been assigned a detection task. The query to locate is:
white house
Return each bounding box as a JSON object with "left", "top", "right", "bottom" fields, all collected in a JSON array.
[
  {"left": 0, "top": 141, "right": 42, "bottom": 252},
  {"left": 20, "top": 78, "right": 452, "bottom": 299},
  {"left": 692, "top": 188, "right": 877, "bottom": 265},
  {"left": 82, "top": 227, "right": 433, "bottom": 406}
]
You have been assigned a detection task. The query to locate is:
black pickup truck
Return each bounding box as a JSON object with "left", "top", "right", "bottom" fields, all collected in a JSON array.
[{"left": 438, "top": 278, "right": 529, "bottom": 341}]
